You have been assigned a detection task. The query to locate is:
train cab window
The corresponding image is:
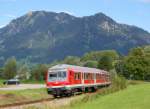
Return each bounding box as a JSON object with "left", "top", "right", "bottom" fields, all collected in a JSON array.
[
  {"left": 58, "top": 71, "right": 66, "bottom": 78},
  {"left": 48, "top": 71, "right": 67, "bottom": 81},
  {"left": 58, "top": 71, "right": 67, "bottom": 81},
  {"left": 49, "top": 73, "right": 57, "bottom": 81},
  {"left": 49, "top": 73, "right": 57, "bottom": 78}
]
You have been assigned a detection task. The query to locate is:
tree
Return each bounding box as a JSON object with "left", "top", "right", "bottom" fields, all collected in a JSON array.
[
  {"left": 98, "top": 56, "right": 113, "bottom": 71},
  {"left": 81, "top": 50, "right": 119, "bottom": 61},
  {"left": 83, "top": 60, "right": 98, "bottom": 68},
  {"left": 63, "top": 56, "right": 81, "bottom": 65},
  {"left": 17, "top": 64, "right": 30, "bottom": 80},
  {"left": 0, "top": 68, "right": 4, "bottom": 78},
  {"left": 115, "top": 47, "right": 150, "bottom": 80},
  {"left": 31, "top": 64, "right": 48, "bottom": 81},
  {"left": 4, "top": 57, "right": 17, "bottom": 79}
]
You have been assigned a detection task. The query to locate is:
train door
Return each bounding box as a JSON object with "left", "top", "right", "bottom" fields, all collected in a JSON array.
[
  {"left": 69, "top": 70, "right": 74, "bottom": 84},
  {"left": 74, "top": 72, "right": 81, "bottom": 84}
]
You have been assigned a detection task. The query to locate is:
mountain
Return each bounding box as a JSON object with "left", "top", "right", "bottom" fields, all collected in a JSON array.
[{"left": 0, "top": 11, "right": 150, "bottom": 65}]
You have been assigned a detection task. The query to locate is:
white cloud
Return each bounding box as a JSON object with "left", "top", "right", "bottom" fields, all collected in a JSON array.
[
  {"left": 4, "top": 14, "right": 16, "bottom": 18},
  {"left": 0, "top": 14, "right": 16, "bottom": 18}
]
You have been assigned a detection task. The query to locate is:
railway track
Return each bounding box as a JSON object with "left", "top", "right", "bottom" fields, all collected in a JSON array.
[
  {"left": 0, "top": 97, "right": 54, "bottom": 109},
  {"left": 0, "top": 87, "right": 107, "bottom": 109},
  {"left": 0, "top": 93, "right": 85, "bottom": 109}
]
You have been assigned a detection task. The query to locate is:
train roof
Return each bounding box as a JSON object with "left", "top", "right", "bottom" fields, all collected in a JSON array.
[{"left": 49, "top": 64, "right": 108, "bottom": 74}]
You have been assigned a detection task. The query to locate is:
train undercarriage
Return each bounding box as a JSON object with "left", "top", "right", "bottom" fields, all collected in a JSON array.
[{"left": 47, "top": 84, "right": 110, "bottom": 98}]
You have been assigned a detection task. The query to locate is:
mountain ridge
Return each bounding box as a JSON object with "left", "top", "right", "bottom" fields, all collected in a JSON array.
[{"left": 0, "top": 11, "right": 150, "bottom": 65}]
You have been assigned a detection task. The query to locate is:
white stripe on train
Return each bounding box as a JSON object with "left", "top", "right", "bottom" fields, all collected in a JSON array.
[{"left": 47, "top": 82, "right": 111, "bottom": 88}]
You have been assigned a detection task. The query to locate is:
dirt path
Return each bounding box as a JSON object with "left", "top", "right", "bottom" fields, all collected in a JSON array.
[{"left": 0, "top": 84, "right": 46, "bottom": 91}]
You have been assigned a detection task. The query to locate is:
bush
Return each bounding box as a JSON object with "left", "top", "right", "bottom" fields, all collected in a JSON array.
[{"left": 111, "top": 74, "right": 127, "bottom": 91}]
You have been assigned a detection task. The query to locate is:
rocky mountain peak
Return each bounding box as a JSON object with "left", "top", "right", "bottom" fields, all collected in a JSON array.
[{"left": 0, "top": 11, "right": 149, "bottom": 66}]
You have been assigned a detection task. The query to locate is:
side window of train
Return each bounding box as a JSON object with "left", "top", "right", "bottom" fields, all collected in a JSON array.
[
  {"left": 84, "top": 73, "right": 88, "bottom": 80},
  {"left": 97, "top": 73, "right": 101, "bottom": 80},
  {"left": 74, "top": 72, "right": 81, "bottom": 80},
  {"left": 96, "top": 73, "right": 98, "bottom": 80},
  {"left": 84, "top": 73, "right": 93, "bottom": 80},
  {"left": 91, "top": 73, "right": 94, "bottom": 79}
]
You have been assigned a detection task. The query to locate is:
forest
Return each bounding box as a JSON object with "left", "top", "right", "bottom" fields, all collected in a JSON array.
[{"left": 0, "top": 46, "right": 150, "bottom": 82}]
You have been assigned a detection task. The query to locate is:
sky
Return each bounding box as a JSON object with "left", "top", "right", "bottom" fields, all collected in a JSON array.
[{"left": 0, "top": 0, "right": 150, "bottom": 32}]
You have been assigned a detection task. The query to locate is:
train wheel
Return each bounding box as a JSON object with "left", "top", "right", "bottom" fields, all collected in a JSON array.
[
  {"left": 85, "top": 87, "right": 88, "bottom": 92},
  {"left": 92, "top": 87, "right": 96, "bottom": 92},
  {"left": 66, "top": 93, "right": 72, "bottom": 97},
  {"left": 88, "top": 87, "right": 93, "bottom": 92},
  {"left": 53, "top": 94, "right": 58, "bottom": 98}
]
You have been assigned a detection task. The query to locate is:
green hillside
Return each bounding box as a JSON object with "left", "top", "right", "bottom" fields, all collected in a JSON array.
[{"left": 70, "top": 84, "right": 150, "bottom": 109}]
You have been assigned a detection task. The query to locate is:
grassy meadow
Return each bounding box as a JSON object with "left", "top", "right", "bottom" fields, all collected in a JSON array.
[
  {"left": 0, "top": 78, "right": 150, "bottom": 109},
  {"left": 22, "top": 83, "right": 150, "bottom": 109},
  {"left": 68, "top": 83, "right": 150, "bottom": 109},
  {"left": 0, "top": 88, "right": 50, "bottom": 105}
]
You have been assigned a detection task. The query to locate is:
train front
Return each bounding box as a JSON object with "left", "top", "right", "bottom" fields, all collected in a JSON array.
[{"left": 46, "top": 67, "right": 70, "bottom": 97}]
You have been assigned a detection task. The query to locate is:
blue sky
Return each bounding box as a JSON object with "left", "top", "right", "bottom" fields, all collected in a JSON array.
[{"left": 0, "top": 0, "right": 150, "bottom": 32}]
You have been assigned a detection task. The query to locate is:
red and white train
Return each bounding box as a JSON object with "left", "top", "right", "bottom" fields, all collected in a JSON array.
[{"left": 46, "top": 64, "right": 111, "bottom": 97}]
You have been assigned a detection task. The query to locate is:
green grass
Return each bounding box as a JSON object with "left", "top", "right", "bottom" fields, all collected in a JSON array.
[
  {"left": 0, "top": 88, "right": 50, "bottom": 105},
  {"left": 127, "top": 80, "right": 149, "bottom": 85},
  {"left": 68, "top": 83, "right": 150, "bottom": 109},
  {"left": 21, "top": 80, "right": 45, "bottom": 84}
]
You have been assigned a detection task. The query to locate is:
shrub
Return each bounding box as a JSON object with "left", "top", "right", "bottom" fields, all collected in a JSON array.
[{"left": 111, "top": 74, "right": 127, "bottom": 91}]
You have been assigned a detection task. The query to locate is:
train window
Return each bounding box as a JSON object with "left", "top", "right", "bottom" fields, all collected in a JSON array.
[
  {"left": 84, "top": 73, "right": 86, "bottom": 79},
  {"left": 88, "top": 73, "right": 91, "bottom": 80},
  {"left": 84, "top": 73, "right": 88, "bottom": 80},
  {"left": 57, "top": 71, "right": 67, "bottom": 81},
  {"left": 58, "top": 72, "right": 66, "bottom": 78},
  {"left": 101, "top": 74, "right": 105, "bottom": 80},
  {"left": 84, "top": 73, "right": 93, "bottom": 80},
  {"left": 49, "top": 73, "right": 57, "bottom": 78},
  {"left": 96, "top": 73, "right": 102, "bottom": 80},
  {"left": 62, "top": 72, "right": 66, "bottom": 78},
  {"left": 91, "top": 73, "right": 94, "bottom": 79},
  {"left": 49, "top": 73, "right": 57, "bottom": 81},
  {"left": 58, "top": 72, "right": 61, "bottom": 78},
  {"left": 74, "top": 72, "right": 81, "bottom": 80},
  {"left": 48, "top": 71, "right": 67, "bottom": 81},
  {"left": 96, "top": 74, "right": 98, "bottom": 79}
]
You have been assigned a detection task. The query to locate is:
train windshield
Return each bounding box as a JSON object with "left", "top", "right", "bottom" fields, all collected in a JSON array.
[{"left": 48, "top": 71, "right": 67, "bottom": 82}]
